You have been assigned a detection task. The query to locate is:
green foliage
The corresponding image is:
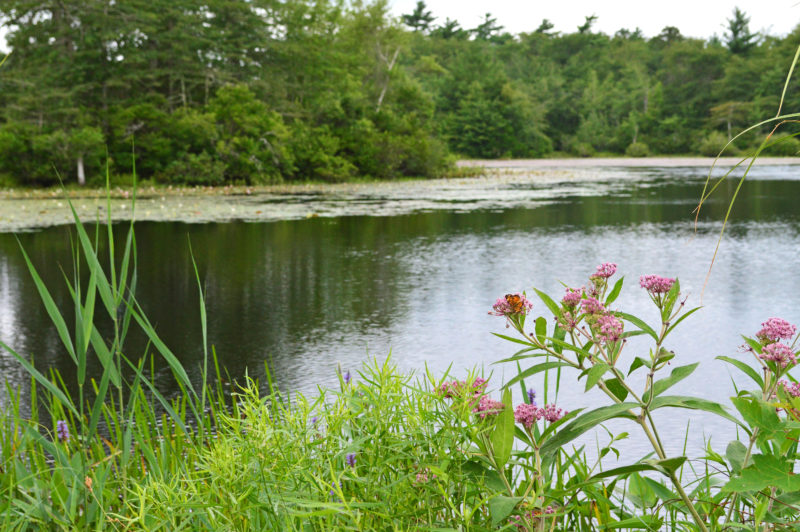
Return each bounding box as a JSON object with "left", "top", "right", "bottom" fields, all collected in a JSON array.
[
  {"left": 624, "top": 141, "right": 650, "bottom": 157},
  {"left": 698, "top": 130, "right": 737, "bottom": 157},
  {"left": 3, "top": 2, "right": 794, "bottom": 187}
]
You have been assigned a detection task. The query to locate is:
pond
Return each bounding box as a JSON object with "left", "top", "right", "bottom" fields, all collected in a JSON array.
[{"left": 2, "top": 162, "right": 799, "bottom": 457}]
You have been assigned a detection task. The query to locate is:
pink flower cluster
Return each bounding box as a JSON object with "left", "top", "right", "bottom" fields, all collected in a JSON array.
[
  {"left": 562, "top": 287, "right": 583, "bottom": 307},
  {"left": 760, "top": 342, "right": 797, "bottom": 368},
  {"left": 778, "top": 379, "right": 800, "bottom": 398},
  {"left": 580, "top": 297, "right": 605, "bottom": 315},
  {"left": 639, "top": 274, "right": 675, "bottom": 294},
  {"left": 595, "top": 314, "right": 624, "bottom": 343},
  {"left": 591, "top": 262, "right": 617, "bottom": 279},
  {"left": 489, "top": 293, "right": 533, "bottom": 317},
  {"left": 437, "top": 377, "right": 487, "bottom": 399},
  {"left": 514, "top": 403, "right": 567, "bottom": 428},
  {"left": 509, "top": 507, "right": 556, "bottom": 530},
  {"left": 757, "top": 317, "right": 797, "bottom": 343},
  {"left": 473, "top": 395, "right": 505, "bottom": 419}
]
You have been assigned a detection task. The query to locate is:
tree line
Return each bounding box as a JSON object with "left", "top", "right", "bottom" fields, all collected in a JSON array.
[{"left": 0, "top": 1, "right": 798, "bottom": 186}]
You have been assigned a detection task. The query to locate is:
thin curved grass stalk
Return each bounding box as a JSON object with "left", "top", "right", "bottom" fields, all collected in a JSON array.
[{"left": 694, "top": 43, "right": 800, "bottom": 299}]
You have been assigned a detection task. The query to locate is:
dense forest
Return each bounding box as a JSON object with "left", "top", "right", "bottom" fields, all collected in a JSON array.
[{"left": 0, "top": 1, "right": 799, "bottom": 186}]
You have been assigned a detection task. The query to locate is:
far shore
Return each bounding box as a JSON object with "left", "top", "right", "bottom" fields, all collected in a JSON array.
[
  {"left": 1, "top": 157, "right": 798, "bottom": 232},
  {"left": 458, "top": 156, "right": 800, "bottom": 168}
]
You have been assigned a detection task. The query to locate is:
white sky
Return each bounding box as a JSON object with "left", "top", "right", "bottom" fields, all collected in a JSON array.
[
  {"left": 388, "top": 0, "right": 800, "bottom": 39},
  {"left": 0, "top": 1, "right": 798, "bottom": 52}
]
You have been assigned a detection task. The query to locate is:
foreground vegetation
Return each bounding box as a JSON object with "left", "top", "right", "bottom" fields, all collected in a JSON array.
[
  {"left": 1, "top": 189, "right": 799, "bottom": 530},
  {"left": 1, "top": 2, "right": 800, "bottom": 187}
]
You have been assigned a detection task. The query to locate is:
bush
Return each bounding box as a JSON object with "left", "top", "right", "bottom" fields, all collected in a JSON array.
[
  {"left": 624, "top": 141, "right": 650, "bottom": 157},
  {"left": 158, "top": 152, "right": 227, "bottom": 185},
  {"left": 698, "top": 130, "right": 739, "bottom": 157},
  {"left": 760, "top": 134, "right": 800, "bottom": 156}
]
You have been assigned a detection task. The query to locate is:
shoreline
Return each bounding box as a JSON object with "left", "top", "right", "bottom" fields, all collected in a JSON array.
[{"left": 1, "top": 157, "right": 798, "bottom": 232}]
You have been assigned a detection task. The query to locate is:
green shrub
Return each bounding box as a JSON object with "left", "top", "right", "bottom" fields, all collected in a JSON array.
[
  {"left": 698, "top": 130, "right": 739, "bottom": 156},
  {"left": 624, "top": 141, "right": 650, "bottom": 157},
  {"left": 759, "top": 134, "right": 800, "bottom": 156},
  {"left": 158, "top": 152, "right": 227, "bottom": 185}
]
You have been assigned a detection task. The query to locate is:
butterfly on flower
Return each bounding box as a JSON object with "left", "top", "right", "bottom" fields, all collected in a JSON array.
[{"left": 504, "top": 293, "right": 526, "bottom": 314}]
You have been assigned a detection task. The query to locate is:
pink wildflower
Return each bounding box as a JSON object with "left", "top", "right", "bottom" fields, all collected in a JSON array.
[
  {"left": 557, "top": 311, "right": 577, "bottom": 332},
  {"left": 542, "top": 404, "right": 566, "bottom": 423},
  {"left": 760, "top": 343, "right": 797, "bottom": 368},
  {"left": 473, "top": 395, "right": 505, "bottom": 419},
  {"left": 437, "top": 377, "right": 487, "bottom": 399},
  {"left": 561, "top": 287, "right": 583, "bottom": 308},
  {"left": 778, "top": 379, "right": 800, "bottom": 398},
  {"left": 595, "top": 314, "right": 624, "bottom": 343},
  {"left": 489, "top": 293, "right": 533, "bottom": 317},
  {"left": 591, "top": 262, "right": 617, "bottom": 279},
  {"left": 580, "top": 297, "right": 605, "bottom": 315},
  {"left": 757, "top": 318, "right": 797, "bottom": 343},
  {"left": 639, "top": 274, "right": 675, "bottom": 294},
  {"left": 514, "top": 403, "right": 542, "bottom": 429}
]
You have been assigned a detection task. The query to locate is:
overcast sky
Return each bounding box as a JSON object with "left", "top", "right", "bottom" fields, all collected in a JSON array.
[
  {"left": 1, "top": 1, "right": 798, "bottom": 52},
  {"left": 388, "top": 0, "right": 800, "bottom": 39}
]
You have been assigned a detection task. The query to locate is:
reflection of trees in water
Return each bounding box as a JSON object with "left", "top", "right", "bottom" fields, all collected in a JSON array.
[{"left": 2, "top": 177, "right": 800, "bottom": 403}]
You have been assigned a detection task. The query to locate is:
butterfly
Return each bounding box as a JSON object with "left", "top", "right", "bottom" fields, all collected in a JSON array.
[{"left": 504, "top": 293, "right": 525, "bottom": 314}]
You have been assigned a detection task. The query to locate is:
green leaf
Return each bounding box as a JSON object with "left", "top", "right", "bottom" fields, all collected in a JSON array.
[
  {"left": 731, "top": 396, "right": 782, "bottom": 434},
  {"left": 642, "top": 363, "right": 698, "bottom": 402},
  {"left": 539, "top": 403, "right": 638, "bottom": 457},
  {"left": 628, "top": 472, "right": 658, "bottom": 509},
  {"left": 665, "top": 306, "right": 701, "bottom": 336},
  {"left": 534, "top": 316, "right": 547, "bottom": 344},
  {"left": 533, "top": 288, "right": 561, "bottom": 318},
  {"left": 650, "top": 395, "right": 744, "bottom": 429},
  {"left": 726, "top": 440, "right": 748, "bottom": 474},
  {"left": 661, "top": 279, "right": 681, "bottom": 322},
  {"left": 491, "top": 332, "right": 535, "bottom": 347},
  {"left": 16, "top": 242, "right": 76, "bottom": 364},
  {"left": 628, "top": 357, "right": 650, "bottom": 376},
  {"left": 0, "top": 340, "right": 78, "bottom": 417},
  {"left": 585, "top": 363, "right": 609, "bottom": 392},
  {"left": 604, "top": 377, "right": 629, "bottom": 402},
  {"left": 716, "top": 356, "right": 763, "bottom": 389},
  {"left": 616, "top": 312, "right": 658, "bottom": 341},
  {"left": 489, "top": 495, "right": 523, "bottom": 527},
  {"left": 722, "top": 454, "right": 800, "bottom": 493},
  {"left": 599, "top": 516, "right": 662, "bottom": 530},
  {"left": 605, "top": 277, "right": 624, "bottom": 306},
  {"left": 490, "top": 388, "right": 515, "bottom": 469},
  {"left": 502, "top": 361, "right": 572, "bottom": 390}
]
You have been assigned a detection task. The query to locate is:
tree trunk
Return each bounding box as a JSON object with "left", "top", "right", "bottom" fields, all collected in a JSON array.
[{"left": 77, "top": 154, "right": 86, "bottom": 186}]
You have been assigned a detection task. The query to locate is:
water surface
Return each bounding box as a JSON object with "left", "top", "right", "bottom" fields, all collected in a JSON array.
[{"left": 2, "top": 164, "right": 799, "bottom": 457}]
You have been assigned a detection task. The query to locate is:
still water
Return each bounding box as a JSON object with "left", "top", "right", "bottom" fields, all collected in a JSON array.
[{"left": 1, "top": 164, "right": 799, "bottom": 456}]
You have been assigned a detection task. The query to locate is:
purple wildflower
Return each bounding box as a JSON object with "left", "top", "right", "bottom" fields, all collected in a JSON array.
[
  {"left": 561, "top": 288, "right": 583, "bottom": 308},
  {"left": 595, "top": 314, "right": 624, "bottom": 343},
  {"left": 344, "top": 370, "right": 351, "bottom": 385},
  {"left": 310, "top": 416, "right": 318, "bottom": 426},
  {"left": 580, "top": 297, "right": 605, "bottom": 315},
  {"left": 542, "top": 404, "right": 566, "bottom": 423},
  {"left": 639, "top": 274, "right": 675, "bottom": 295},
  {"left": 473, "top": 395, "right": 505, "bottom": 419},
  {"left": 757, "top": 318, "right": 797, "bottom": 343},
  {"left": 527, "top": 387, "right": 536, "bottom": 405},
  {"left": 778, "top": 379, "right": 800, "bottom": 398},
  {"left": 760, "top": 343, "right": 797, "bottom": 368},
  {"left": 345, "top": 453, "right": 357, "bottom": 468},
  {"left": 489, "top": 293, "right": 533, "bottom": 317},
  {"left": 56, "top": 420, "right": 69, "bottom": 443},
  {"left": 329, "top": 481, "right": 342, "bottom": 497},
  {"left": 514, "top": 403, "right": 542, "bottom": 429},
  {"left": 592, "top": 262, "right": 617, "bottom": 279}
]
